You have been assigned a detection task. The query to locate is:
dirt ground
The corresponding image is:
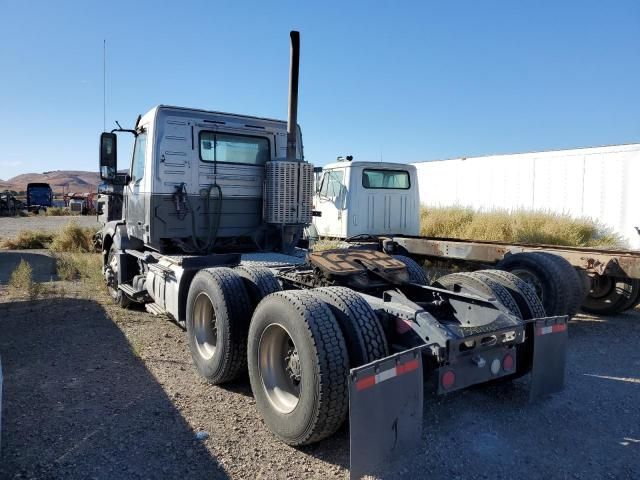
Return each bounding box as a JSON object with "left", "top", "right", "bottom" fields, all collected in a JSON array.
[
  {"left": 0, "top": 250, "right": 639, "bottom": 479},
  {"left": 0, "top": 216, "right": 98, "bottom": 242}
]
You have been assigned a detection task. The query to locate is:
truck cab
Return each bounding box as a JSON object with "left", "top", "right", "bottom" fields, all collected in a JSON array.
[
  {"left": 98, "top": 105, "right": 307, "bottom": 255},
  {"left": 26, "top": 182, "right": 53, "bottom": 213},
  {"left": 311, "top": 160, "right": 420, "bottom": 239}
]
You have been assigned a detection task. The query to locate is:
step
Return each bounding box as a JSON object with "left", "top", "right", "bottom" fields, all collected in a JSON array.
[
  {"left": 118, "top": 283, "right": 148, "bottom": 300},
  {"left": 145, "top": 302, "right": 166, "bottom": 316}
]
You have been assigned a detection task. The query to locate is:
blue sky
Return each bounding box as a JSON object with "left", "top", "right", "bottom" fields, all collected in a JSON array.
[{"left": 0, "top": 0, "right": 638, "bottom": 179}]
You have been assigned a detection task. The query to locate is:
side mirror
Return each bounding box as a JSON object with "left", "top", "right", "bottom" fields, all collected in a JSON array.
[{"left": 100, "top": 132, "right": 117, "bottom": 181}]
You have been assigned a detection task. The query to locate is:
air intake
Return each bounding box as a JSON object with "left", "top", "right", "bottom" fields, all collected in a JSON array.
[{"left": 264, "top": 161, "right": 313, "bottom": 225}]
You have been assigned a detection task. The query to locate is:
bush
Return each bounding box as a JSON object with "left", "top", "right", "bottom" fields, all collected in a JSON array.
[
  {"left": 8, "top": 259, "right": 42, "bottom": 300},
  {"left": 311, "top": 239, "right": 344, "bottom": 251},
  {"left": 2, "top": 230, "right": 54, "bottom": 249},
  {"left": 45, "top": 207, "right": 71, "bottom": 216},
  {"left": 420, "top": 207, "right": 626, "bottom": 248},
  {"left": 55, "top": 252, "right": 103, "bottom": 284},
  {"left": 50, "top": 221, "right": 98, "bottom": 253}
]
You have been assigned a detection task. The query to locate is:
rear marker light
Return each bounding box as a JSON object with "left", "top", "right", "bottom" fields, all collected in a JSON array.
[
  {"left": 441, "top": 370, "right": 456, "bottom": 390},
  {"left": 503, "top": 353, "right": 514, "bottom": 371}
]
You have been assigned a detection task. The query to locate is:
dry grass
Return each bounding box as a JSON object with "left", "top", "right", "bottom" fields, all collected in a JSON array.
[
  {"left": 44, "top": 206, "right": 71, "bottom": 216},
  {"left": 8, "top": 259, "right": 43, "bottom": 300},
  {"left": 420, "top": 207, "right": 626, "bottom": 248},
  {"left": 311, "top": 238, "right": 344, "bottom": 251},
  {"left": 2, "top": 221, "right": 98, "bottom": 252},
  {"left": 50, "top": 221, "right": 98, "bottom": 253},
  {"left": 55, "top": 252, "right": 103, "bottom": 284},
  {"left": 2, "top": 230, "right": 55, "bottom": 249}
]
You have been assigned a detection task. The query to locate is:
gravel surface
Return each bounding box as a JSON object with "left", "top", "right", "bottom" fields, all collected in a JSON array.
[
  {"left": 0, "top": 215, "right": 99, "bottom": 240},
  {"left": 0, "top": 256, "right": 638, "bottom": 479}
]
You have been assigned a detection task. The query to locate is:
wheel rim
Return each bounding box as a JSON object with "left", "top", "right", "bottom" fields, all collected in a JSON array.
[
  {"left": 106, "top": 251, "right": 119, "bottom": 299},
  {"left": 193, "top": 292, "right": 217, "bottom": 360},
  {"left": 258, "top": 323, "right": 301, "bottom": 414},
  {"left": 588, "top": 275, "right": 615, "bottom": 299},
  {"left": 511, "top": 269, "right": 544, "bottom": 302}
]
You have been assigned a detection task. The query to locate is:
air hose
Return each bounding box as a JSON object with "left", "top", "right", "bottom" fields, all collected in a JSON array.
[{"left": 189, "top": 183, "right": 222, "bottom": 254}]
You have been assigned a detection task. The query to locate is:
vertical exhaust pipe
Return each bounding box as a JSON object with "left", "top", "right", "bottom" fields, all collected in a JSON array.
[{"left": 286, "top": 31, "right": 300, "bottom": 161}]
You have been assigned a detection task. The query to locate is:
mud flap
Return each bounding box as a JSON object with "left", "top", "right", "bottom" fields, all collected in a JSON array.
[
  {"left": 529, "top": 316, "right": 568, "bottom": 402},
  {"left": 349, "top": 346, "right": 425, "bottom": 480}
]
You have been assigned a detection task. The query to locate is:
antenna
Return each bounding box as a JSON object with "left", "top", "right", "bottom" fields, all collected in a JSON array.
[{"left": 103, "top": 39, "right": 106, "bottom": 131}]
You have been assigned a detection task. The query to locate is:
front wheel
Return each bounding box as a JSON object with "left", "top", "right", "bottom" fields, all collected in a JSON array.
[{"left": 105, "top": 244, "right": 131, "bottom": 308}]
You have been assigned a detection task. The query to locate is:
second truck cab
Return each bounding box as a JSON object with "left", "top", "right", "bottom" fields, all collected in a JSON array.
[{"left": 311, "top": 159, "right": 420, "bottom": 239}]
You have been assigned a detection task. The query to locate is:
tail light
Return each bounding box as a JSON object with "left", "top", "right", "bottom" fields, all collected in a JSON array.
[
  {"left": 503, "top": 353, "right": 514, "bottom": 371},
  {"left": 441, "top": 370, "right": 456, "bottom": 390}
]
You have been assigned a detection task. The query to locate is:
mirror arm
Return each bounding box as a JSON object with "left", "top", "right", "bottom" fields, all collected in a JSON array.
[{"left": 110, "top": 128, "right": 138, "bottom": 137}]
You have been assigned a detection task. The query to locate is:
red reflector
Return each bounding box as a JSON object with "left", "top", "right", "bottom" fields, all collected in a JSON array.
[
  {"left": 397, "top": 358, "right": 419, "bottom": 375},
  {"left": 503, "top": 353, "right": 514, "bottom": 371},
  {"left": 355, "top": 375, "right": 376, "bottom": 391},
  {"left": 441, "top": 370, "right": 456, "bottom": 389},
  {"left": 552, "top": 323, "right": 567, "bottom": 333}
]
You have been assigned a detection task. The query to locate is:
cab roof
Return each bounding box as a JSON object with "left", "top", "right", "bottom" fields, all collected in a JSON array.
[{"left": 322, "top": 160, "right": 416, "bottom": 171}]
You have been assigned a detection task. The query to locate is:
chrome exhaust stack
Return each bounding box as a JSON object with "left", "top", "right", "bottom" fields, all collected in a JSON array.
[{"left": 286, "top": 30, "right": 300, "bottom": 161}]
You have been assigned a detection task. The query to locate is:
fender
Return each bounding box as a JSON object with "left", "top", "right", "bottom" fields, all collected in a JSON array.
[{"left": 101, "top": 221, "right": 144, "bottom": 254}]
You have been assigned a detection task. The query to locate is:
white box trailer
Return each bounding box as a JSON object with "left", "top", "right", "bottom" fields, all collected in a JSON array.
[{"left": 413, "top": 143, "right": 640, "bottom": 249}]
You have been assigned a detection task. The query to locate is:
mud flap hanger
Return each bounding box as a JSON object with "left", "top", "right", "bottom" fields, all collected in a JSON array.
[
  {"left": 348, "top": 345, "right": 428, "bottom": 480},
  {"left": 528, "top": 315, "right": 569, "bottom": 402}
]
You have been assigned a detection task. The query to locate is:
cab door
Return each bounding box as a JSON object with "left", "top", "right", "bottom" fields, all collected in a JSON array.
[
  {"left": 314, "top": 168, "right": 347, "bottom": 238},
  {"left": 125, "top": 130, "right": 148, "bottom": 242}
]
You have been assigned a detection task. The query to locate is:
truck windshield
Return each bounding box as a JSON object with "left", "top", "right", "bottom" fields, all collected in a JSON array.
[
  {"left": 362, "top": 169, "right": 410, "bottom": 189},
  {"left": 200, "top": 132, "right": 270, "bottom": 165}
]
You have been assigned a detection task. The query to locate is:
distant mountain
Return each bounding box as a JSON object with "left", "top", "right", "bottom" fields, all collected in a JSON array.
[{"left": 1, "top": 170, "right": 101, "bottom": 194}]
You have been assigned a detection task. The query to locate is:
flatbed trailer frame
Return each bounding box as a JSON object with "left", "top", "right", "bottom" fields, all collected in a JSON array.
[
  {"left": 390, "top": 235, "right": 640, "bottom": 314},
  {"left": 392, "top": 236, "right": 640, "bottom": 278}
]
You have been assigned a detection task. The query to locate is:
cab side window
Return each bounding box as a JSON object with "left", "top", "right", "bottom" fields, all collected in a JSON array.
[
  {"left": 319, "top": 169, "right": 344, "bottom": 198},
  {"left": 131, "top": 131, "right": 148, "bottom": 183}
]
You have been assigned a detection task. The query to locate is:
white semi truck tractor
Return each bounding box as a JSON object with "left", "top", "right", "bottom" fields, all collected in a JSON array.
[{"left": 95, "top": 32, "right": 568, "bottom": 478}]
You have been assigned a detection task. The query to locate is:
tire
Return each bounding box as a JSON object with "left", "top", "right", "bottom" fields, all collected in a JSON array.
[
  {"left": 248, "top": 290, "right": 349, "bottom": 446},
  {"left": 535, "top": 252, "right": 584, "bottom": 317},
  {"left": 480, "top": 270, "right": 546, "bottom": 319},
  {"left": 393, "top": 254, "right": 430, "bottom": 286},
  {"left": 582, "top": 275, "right": 640, "bottom": 314},
  {"left": 313, "top": 286, "right": 389, "bottom": 367},
  {"left": 475, "top": 270, "right": 547, "bottom": 379},
  {"left": 234, "top": 265, "right": 282, "bottom": 309},
  {"left": 496, "top": 252, "right": 570, "bottom": 317},
  {"left": 186, "top": 267, "right": 252, "bottom": 384},
  {"left": 105, "top": 244, "right": 131, "bottom": 308},
  {"left": 436, "top": 272, "right": 522, "bottom": 318}
]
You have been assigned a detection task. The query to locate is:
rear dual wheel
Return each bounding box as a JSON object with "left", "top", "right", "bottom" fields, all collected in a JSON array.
[
  {"left": 434, "top": 271, "right": 522, "bottom": 318},
  {"left": 186, "top": 267, "right": 252, "bottom": 384},
  {"left": 496, "top": 252, "right": 581, "bottom": 317},
  {"left": 248, "top": 287, "right": 388, "bottom": 445},
  {"left": 581, "top": 275, "right": 640, "bottom": 314},
  {"left": 248, "top": 290, "right": 349, "bottom": 446},
  {"left": 436, "top": 269, "right": 546, "bottom": 378}
]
